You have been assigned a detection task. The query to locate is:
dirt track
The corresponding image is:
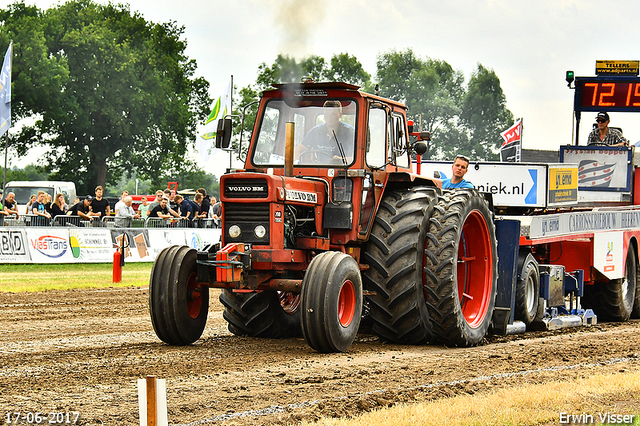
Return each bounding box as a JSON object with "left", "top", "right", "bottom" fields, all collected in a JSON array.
[{"left": 1, "top": 286, "right": 639, "bottom": 425}]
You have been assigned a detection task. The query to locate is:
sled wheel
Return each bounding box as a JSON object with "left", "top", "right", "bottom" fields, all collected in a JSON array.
[
  {"left": 424, "top": 189, "right": 497, "bottom": 346},
  {"left": 220, "top": 290, "right": 301, "bottom": 338},
  {"left": 514, "top": 253, "right": 540, "bottom": 325},
  {"left": 301, "top": 251, "right": 363, "bottom": 353},
  {"left": 149, "top": 245, "right": 209, "bottom": 345},
  {"left": 362, "top": 187, "right": 439, "bottom": 344}
]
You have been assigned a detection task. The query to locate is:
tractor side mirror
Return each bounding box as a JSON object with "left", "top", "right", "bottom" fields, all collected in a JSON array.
[{"left": 215, "top": 118, "right": 232, "bottom": 149}]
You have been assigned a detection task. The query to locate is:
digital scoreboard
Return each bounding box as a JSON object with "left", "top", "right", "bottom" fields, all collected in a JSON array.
[{"left": 575, "top": 77, "right": 640, "bottom": 112}]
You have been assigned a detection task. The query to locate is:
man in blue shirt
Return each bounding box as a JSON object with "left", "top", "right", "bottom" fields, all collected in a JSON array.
[{"left": 433, "top": 155, "right": 474, "bottom": 189}]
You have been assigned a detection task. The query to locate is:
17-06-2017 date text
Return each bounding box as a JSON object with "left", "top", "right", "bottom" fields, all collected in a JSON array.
[{"left": 4, "top": 412, "right": 80, "bottom": 424}]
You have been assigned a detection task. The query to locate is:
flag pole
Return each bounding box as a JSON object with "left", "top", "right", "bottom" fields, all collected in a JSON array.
[
  {"left": 229, "top": 74, "right": 233, "bottom": 169},
  {"left": 2, "top": 40, "right": 12, "bottom": 197},
  {"left": 3, "top": 132, "right": 7, "bottom": 195}
]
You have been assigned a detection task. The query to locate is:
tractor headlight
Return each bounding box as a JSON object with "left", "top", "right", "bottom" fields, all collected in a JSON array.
[
  {"left": 229, "top": 225, "right": 242, "bottom": 239},
  {"left": 254, "top": 225, "right": 267, "bottom": 239}
]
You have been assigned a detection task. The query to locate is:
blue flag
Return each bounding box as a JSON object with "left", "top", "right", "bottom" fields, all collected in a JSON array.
[{"left": 0, "top": 42, "right": 12, "bottom": 137}]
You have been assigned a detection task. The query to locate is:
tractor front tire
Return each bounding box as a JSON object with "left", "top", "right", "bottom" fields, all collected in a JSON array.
[
  {"left": 424, "top": 190, "right": 498, "bottom": 347},
  {"left": 149, "top": 245, "right": 209, "bottom": 345},
  {"left": 301, "top": 251, "right": 363, "bottom": 353}
]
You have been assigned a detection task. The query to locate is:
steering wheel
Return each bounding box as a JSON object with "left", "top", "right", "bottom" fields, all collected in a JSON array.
[{"left": 299, "top": 149, "right": 335, "bottom": 163}]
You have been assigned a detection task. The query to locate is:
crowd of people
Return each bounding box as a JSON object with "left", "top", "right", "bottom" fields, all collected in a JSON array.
[{"left": 0, "top": 185, "right": 221, "bottom": 228}]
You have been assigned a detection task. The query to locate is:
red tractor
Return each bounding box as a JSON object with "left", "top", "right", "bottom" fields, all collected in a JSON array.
[{"left": 149, "top": 82, "right": 497, "bottom": 352}]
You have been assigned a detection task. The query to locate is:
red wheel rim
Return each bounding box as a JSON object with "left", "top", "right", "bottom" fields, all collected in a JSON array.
[
  {"left": 457, "top": 209, "right": 493, "bottom": 328},
  {"left": 338, "top": 280, "right": 356, "bottom": 327},
  {"left": 278, "top": 291, "right": 301, "bottom": 314},
  {"left": 186, "top": 272, "right": 202, "bottom": 319}
]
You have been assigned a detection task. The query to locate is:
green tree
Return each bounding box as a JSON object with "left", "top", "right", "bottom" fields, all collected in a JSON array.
[
  {"left": 376, "top": 49, "right": 466, "bottom": 160},
  {"left": 1, "top": 164, "right": 49, "bottom": 183},
  {"left": 459, "top": 64, "right": 514, "bottom": 160},
  {"left": 0, "top": 0, "right": 211, "bottom": 195},
  {"left": 328, "top": 52, "right": 372, "bottom": 90}
]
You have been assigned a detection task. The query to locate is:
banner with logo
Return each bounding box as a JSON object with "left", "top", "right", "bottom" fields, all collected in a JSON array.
[
  {"left": 4, "top": 228, "right": 222, "bottom": 263},
  {"left": 185, "top": 228, "right": 222, "bottom": 251},
  {"left": 26, "top": 229, "right": 74, "bottom": 263},
  {"left": 0, "top": 229, "right": 29, "bottom": 262},
  {"left": 110, "top": 229, "right": 152, "bottom": 262},
  {"left": 68, "top": 228, "right": 113, "bottom": 262}
]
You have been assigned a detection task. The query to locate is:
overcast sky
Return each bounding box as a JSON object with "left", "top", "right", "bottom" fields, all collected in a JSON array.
[{"left": 3, "top": 0, "right": 640, "bottom": 179}]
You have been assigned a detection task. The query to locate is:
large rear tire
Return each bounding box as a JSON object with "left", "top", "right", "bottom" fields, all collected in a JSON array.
[
  {"left": 424, "top": 190, "right": 497, "bottom": 347},
  {"left": 362, "top": 187, "right": 438, "bottom": 344},
  {"left": 584, "top": 243, "right": 637, "bottom": 322},
  {"left": 514, "top": 253, "right": 541, "bottom": 326},
  {"left": 220, "top": 290, "right": 301, "bottom": 338},
  {"left": 301, "top": 251, "right": 363, "bottom": 353},
  {"left": 149, "top": 245, "right": 209, "bottom": 345}
]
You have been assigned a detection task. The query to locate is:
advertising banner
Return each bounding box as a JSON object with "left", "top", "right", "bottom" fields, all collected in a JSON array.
[
  {"left": 547, "top": 165, "right": 578, "bottom": 205},
  {"left": 185, "top": 229, "right": 222, "bottom": 251},
  {"left": 2, "top": 227, "right": 223, "bottom": 263},
  {"left": 147, "top": 229, "right": 188, "bottom": 259},
  {"left": 593, "top": 231, "right": 624, "bottom": 280},
  {"left": 418, "top": 161, "right": 547, "bottom": 208},
  {"left": 0, "top": 229, "right": 30, "bottom": 262},
  {"left": 110, "top": 229, "right": 153, "bottom": 262},
  {"left": 26, "top": 228, "right": 74, "bottom": 263},
  {"left": 560, "top": 146, "right": 632, "bottom": 191},
  {"left": 69, "top": 228, "right": 112, "bottom": 262}
]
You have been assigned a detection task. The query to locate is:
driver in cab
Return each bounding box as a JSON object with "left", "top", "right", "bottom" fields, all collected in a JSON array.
[{"left": 295, "top": 100, "right": 355, "bottom": 164}]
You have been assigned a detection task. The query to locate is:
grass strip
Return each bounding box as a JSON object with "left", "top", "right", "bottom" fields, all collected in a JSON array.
[
  {"left": 0, "top": 263, "right": 153, "bottom": 292},
  {"left": 306, "top": 371, "right": 640, "bottom": 426}
]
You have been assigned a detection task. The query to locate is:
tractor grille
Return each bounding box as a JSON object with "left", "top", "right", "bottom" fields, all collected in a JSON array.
[
  {"left": 224, "top": 178, "right": 269, "bottom": 199},
  {"left": 223, "top": 202, "right": 270, "bottom": 244}
]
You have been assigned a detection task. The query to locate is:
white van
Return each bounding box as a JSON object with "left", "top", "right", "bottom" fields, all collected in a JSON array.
[{"left": 4, "top": 181, "right": 77, "bottom": 214}]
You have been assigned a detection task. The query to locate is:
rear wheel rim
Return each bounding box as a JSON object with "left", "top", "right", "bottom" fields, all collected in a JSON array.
[
  {"left": 457, "top": 210, "right": 493, "bottom": 328},
  {"left": 278, "top": 291, "right": 301, "bottom": 314},
  {"left": 525, "top": 274, "right": 536, "bottom": 314},
  {"left": 338, "top": 280, "right": 356, "bottom": 327},
  {"left": 186, "top": 272, "right": 202, "bottom": 319}
]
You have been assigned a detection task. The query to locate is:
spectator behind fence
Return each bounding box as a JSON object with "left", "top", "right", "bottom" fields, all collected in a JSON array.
[
  {"left": 32, "top": 191, "right": 52, "bottom": 225},
  {"left": 115, "top": 195, "right": 139, "bottom": 227},
  {"left": 50, "top": 193, "right": 67, "bottom": 220},
  {"left": 0, "top": 199, "right": 9, "bottom": 225},
  {"left": 194, "top": 193, "right": 206, "bottom": 219},
  {"left": 211, "top": 196, "right": 221, "bottom": 222},
  {"left": 90, "top": 185, "right": 110, "bottom": 220},
  {"left": 162, "top": 189, "right": 181, "bottom": 218},
  {"left": 138, "top": 197, "right": 150, "bottom": 218},
  {"left": 174, "top": 194, "right": 194, "bottom": 226},
  {"left": 25, "top": 194, "right": 36, "bottom": 215},
  {"left": 148, "top": 197, "right": 172, "bottom": 222},
  {"left": 196, "top": 188, "right": 211, "bottom": 219},
  {"left": 113, "top": 190, "right": 129, "bottom": 216},
  {"left": 147, "top": 190, "right": 164, "bottom": 212},
  {"left": 44, "top": 193, "right": 53, "bottom": 215},
  {"left": 3, "top": 192, "right": 19, "bottom": 218},
  {"left": 68, "top": 195, "right": 94, "bottom": 224}
]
